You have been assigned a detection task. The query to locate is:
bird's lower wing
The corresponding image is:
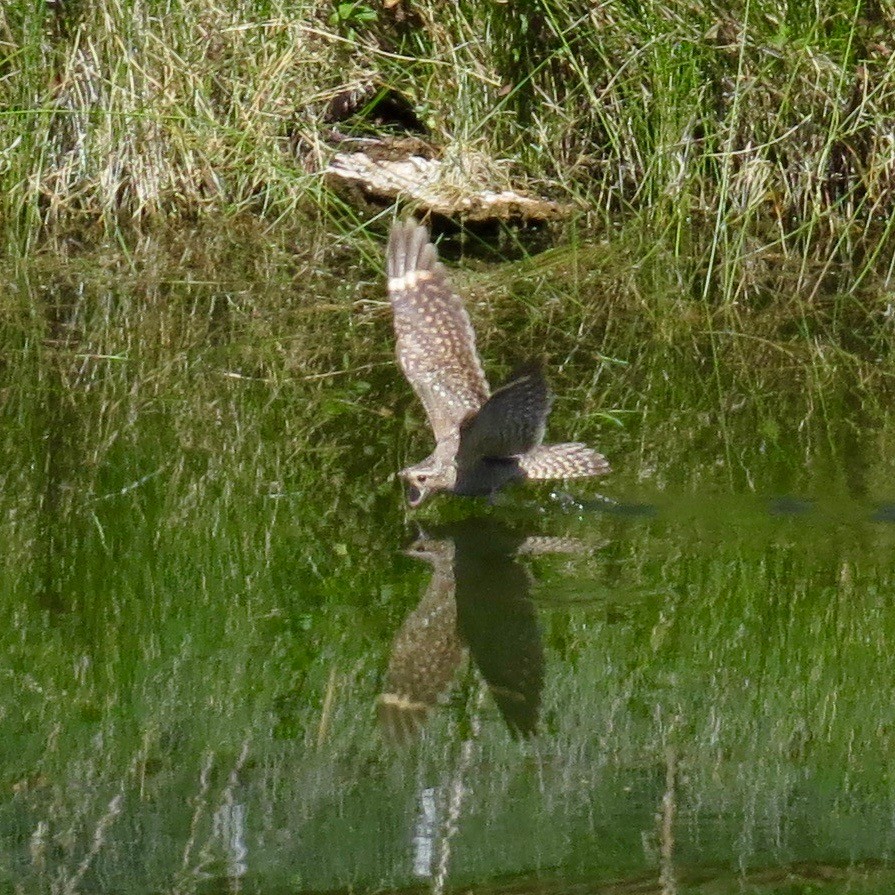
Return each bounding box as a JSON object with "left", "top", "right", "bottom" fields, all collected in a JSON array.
[
  {"left": 456, "top": 365, "right": 552, "bottom": 468},
  {"left": 518, "top": 443, "right": 611, "bottom": 480}
]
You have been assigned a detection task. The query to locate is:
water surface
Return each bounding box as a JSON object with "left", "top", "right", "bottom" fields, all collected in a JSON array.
[{"left": 2, "top": 242, "right": 895, "bottom": 894}]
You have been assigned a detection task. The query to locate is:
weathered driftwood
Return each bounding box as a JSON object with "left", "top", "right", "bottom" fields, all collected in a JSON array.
[{"left": 323, "top": 136, "right": 571, "bottom": 224}]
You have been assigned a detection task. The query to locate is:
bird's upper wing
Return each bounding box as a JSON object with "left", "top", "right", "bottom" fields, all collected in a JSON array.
[
  {"left": 455, "top": 364, "right": 553, "bottom": 469},
  {"left": 518, "top": 443, "right": 611, "bottom": 480},
  {"left": 387, "top": 220, "right": 489, "bottom": 444}
]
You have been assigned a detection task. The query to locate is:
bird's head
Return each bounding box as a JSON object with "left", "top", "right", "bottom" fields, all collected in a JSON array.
[
  {"left": 399, "top": 458, "right": 454, "bottom": 508},
  {"left": 399, "top": 467, "right": 436, "bottom": 508}
]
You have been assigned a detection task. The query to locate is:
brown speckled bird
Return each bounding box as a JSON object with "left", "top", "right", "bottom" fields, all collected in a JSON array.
[{"left": 386, "top": 219, "right": 610, "bottom": 507}]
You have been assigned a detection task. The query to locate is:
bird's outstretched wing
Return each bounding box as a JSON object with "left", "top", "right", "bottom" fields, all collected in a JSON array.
[
  {"left": 519, "top": 443, "right": 611, "bottom": 480},
  {"left": 377, "top": 538, "right": 462, "bottom": 745},
  {"left": 387, "top": 220, "right": 489, "bottom": 445},
  {"left": 456, "top": 364, "right": 553, "bottom": 469}
]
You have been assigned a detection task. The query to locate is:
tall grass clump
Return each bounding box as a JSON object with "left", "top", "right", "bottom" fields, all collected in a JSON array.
[
  {"left": 0, "top": 0, "right": 337, "bottom": 248},
  {"left": 424, "top": 0, "right": 895, "bottom": 301},
  {"left": 1, "top": 0, "right": 894, "bottom": 303}
]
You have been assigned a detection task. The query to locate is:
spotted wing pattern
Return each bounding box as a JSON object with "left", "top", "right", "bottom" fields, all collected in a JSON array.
[
  {"left": 518, "top": 443, "right": 611, "bottom": 480},
  {"left": 377, "top": 538, "right": 463, "bottom": 745},
  {"left": 456, "top": 365, "right": 553, "bottom": 470},
  {"left": 387, "top": 220, "right": 489, "bottom": 445}
]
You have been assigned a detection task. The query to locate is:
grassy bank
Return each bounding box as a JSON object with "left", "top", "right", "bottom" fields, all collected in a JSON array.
[{"left": 1, "top": 1, "right": 894, "bottom": 299}]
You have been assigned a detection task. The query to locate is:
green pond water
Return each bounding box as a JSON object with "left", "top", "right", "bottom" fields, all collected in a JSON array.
[{"left": 2, "top": 236, "right": 895, "bottom": 895}]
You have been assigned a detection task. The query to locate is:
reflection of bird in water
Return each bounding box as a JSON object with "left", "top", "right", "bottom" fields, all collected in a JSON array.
[
  {"left": 386, "top": 219, "right": 610, "bottom": 508},
  {"left": 377, "top": 536, "right": 463, "bottom": 744},
  {"left": 377, "top": 518, "right": 581, "bottom": 743}
]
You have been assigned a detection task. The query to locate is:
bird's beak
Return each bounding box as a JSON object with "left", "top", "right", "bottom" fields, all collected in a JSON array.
[{"left": 405, "top": 483, "right": 425, "bottom": 508}]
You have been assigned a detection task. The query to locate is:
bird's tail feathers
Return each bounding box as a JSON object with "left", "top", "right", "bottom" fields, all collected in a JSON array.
[{"left": 519, "top": 443, "right": 611, "bottom": 480}]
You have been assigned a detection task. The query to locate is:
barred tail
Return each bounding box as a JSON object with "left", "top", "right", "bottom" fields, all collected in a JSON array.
[{"left": 519, "top": 443, "right": 611, "bottom": 480}]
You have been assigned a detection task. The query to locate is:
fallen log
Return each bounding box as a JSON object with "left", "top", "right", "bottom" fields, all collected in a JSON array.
[{"left": 323, "top": 134, "right": 572, "bottom": 225}]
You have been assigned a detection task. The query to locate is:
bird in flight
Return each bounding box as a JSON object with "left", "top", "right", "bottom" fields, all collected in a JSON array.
[{"left": 386, "top": 219, "right": 610, "bottom": 507}]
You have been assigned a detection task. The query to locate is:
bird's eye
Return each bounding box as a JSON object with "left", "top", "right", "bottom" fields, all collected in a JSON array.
[{"left": 417, "top": 474, "right": 427, "bottom": 483}]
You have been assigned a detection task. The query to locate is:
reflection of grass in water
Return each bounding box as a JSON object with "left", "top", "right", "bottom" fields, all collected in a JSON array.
[
  {"left": 540, "top": 504, "right": 895, "bottom": 880},
  {"left": 1, "top": 242, "right": 895, "bottom": 889}
]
